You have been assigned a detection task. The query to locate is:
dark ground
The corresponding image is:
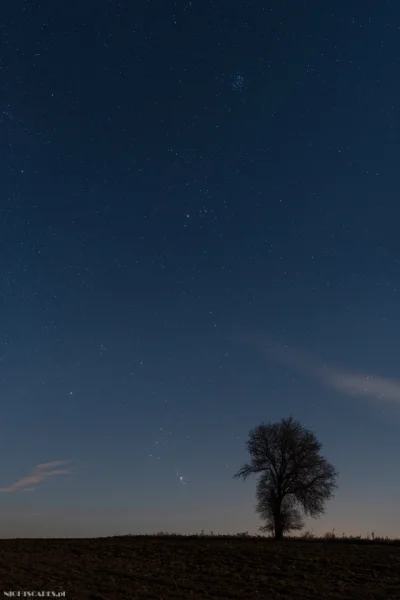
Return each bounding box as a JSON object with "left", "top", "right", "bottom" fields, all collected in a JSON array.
[{"left": 0, "top": 535, "right": 399, "bottom": 599}]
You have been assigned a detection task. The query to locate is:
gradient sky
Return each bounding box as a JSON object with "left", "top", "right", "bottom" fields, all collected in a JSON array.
[{"left": 1, "top": 0, "right": 399, "bottom": 538}]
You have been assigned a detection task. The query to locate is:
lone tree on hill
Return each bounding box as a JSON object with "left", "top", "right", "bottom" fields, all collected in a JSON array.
[{"left": 234, "top": 416, "right": 338, "bottom": 540}]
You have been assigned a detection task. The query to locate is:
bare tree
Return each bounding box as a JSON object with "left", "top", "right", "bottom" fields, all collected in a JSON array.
[{"left": 234, "top": 416, "right": 338, "bottom": 540}]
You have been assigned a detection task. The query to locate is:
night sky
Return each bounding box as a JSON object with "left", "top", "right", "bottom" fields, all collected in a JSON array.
[{"left": 1, "top": 1, "right": 400, "bottom": 538}]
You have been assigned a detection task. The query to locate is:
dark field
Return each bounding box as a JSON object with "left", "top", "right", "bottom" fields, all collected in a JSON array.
[{"left": 0, "top": 535, "right": 399, "bottom": 599}]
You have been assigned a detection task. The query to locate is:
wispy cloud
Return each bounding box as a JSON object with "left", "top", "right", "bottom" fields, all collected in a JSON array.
[
  {"left": 0, "top": 460, "right": 71, "bottom": 493},
  {"left": 235, "top": 329, "right": 400, "bottom": 405}
]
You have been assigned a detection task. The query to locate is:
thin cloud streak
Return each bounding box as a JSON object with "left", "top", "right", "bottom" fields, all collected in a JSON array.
[
  {"left": 235, "top": 329, "right": 400, "bottom": 405},
  {"left": 0, "top": 460, "right": 71, "bottom": 493}
]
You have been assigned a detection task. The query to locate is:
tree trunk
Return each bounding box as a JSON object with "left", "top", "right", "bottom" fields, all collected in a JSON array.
[
  {"left": 274, "top": 519, "right": 283, "bottom": 540},
  {"left": 273, "top": 501, "right": 283, "bottom": 540}
]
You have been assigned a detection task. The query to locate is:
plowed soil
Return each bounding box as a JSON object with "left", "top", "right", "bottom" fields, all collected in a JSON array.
[{"left": 0, "top": 536, "right": 399, "bottom": 599}]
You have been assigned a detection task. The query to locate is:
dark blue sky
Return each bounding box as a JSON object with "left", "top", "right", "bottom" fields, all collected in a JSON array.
[{"left": 1, "top": 0, "right": 399, "bottom": 537}]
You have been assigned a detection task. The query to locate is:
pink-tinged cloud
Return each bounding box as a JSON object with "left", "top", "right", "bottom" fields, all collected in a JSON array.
[
  {"left": 0, "top": 460, "right": 71, "bottom": 493},
  {"left": 235, "top": 329, "right": 400, "bottom": 405}
]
